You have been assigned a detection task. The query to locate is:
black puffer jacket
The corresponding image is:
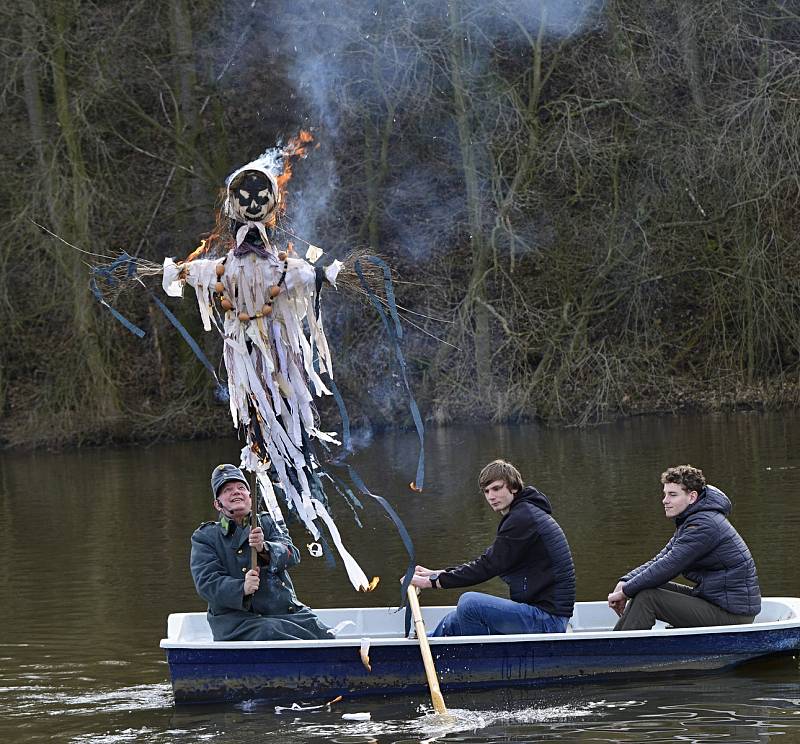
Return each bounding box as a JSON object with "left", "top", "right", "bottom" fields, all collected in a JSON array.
[
  {"left": 437, "top": 486, "right": 576, "bottom": 617},
  {"left": 622, "top": 485, "right": 761, "bottom": 616}
]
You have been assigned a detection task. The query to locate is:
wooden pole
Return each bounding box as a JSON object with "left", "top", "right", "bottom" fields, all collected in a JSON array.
[
  {"left": 406, "top": 585, "right": 448, "bottom": 715},
  {"left": 250, "top": 486, "right": 258, "bottom": 570}
]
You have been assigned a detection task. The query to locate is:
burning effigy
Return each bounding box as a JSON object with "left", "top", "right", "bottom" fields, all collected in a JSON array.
[
  {"left": 83, "top": 133, "right": 421, "bottom": 596},
  {"left": 159, "top": 134, "right": 415, "bottom": 593}
]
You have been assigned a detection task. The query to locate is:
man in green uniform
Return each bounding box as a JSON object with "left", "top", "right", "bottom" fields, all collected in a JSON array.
[{"left": 190, "top": 463, "right": 332, "bottom": 641}]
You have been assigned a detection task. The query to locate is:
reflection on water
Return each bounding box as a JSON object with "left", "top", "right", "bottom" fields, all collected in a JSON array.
[{"left": 0, "top": 413, "right": 799, "bottom": 742}]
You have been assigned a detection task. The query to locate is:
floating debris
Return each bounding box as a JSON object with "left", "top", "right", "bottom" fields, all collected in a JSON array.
[{"left": 342, "top": 712, "right": 371, "bottom": 721}]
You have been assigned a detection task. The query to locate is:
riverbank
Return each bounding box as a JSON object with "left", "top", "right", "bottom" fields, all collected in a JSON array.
[{"left": 3, "top": 373, "right": 798, "bottom": 450}]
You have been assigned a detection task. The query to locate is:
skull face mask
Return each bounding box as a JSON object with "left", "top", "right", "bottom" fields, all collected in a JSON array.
[{"left": 230, "top": 171, "right": 276, "bottom": 223}]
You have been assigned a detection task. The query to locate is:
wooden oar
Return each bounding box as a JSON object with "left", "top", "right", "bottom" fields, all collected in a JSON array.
[{"left": 406, "top": 585, "right": 448, "bottom": 715}]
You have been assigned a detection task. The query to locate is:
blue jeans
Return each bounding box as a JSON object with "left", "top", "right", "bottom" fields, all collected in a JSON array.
[{"left": 430, "top": 591, "right": 568, "bottom": 636}]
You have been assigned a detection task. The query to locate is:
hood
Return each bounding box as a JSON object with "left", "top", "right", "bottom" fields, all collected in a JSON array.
[
  {"left": 677, "top": 484, "right": 731, "bottom": 523},
  {"left": 223, "top": 152, "right": 283, "bottom": 249},
  {"left": 513, "top": 485, "right": 553, "bottom": 514},
  {"left": 224, "top": 155, "right": 281, "bottom": 220},
  {"left": 224, "top": 153, "right": 281, "bottom": 219}
]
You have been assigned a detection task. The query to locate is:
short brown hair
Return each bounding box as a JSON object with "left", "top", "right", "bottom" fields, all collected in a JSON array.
[
  {"left": 661, "top": 464, "right": 706, "bottom": 495},
  {"left": 479, "top": 459, "right": 524, "bottom": 493}
]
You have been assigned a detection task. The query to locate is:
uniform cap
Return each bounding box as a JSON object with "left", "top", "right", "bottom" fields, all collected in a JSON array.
[{"left": 211, "top": 463, "right": 250, "bottom": 499}]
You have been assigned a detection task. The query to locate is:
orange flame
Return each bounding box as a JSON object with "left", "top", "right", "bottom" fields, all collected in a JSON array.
[
  {"left": 179, "top": 133, "right": 315, "bottom": 263},
  {"left": 276, "top": 130, "right": 315, "bottom": 203},
  {"left": 180, "top": 211, "right": 230, "bottom": 264},
  {"left": 182, "top": 238, "right": 208, "bottom": 264},
  {"left": 358, "top": 576, "right": 381, "bottom": 593}
]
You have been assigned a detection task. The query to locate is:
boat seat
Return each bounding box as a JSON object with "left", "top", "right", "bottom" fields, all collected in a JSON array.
[
  {"left": 168, "top": 613, "right": 213, "bottom": 642},
  {"left": 757, "top": 600, "right": 796, "bottom": 622}
]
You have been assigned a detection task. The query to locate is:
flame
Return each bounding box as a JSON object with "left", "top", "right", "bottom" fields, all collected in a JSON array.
[
  {"left": 276, "top": 130, "right": 314, "bottom": 202},
  {"left": 180, "top": 213, "right": 230, "bottom": 264},
  {"left": 179, "top": 133, "right": 315, "bottom": 262},
  {"left": 358, "top": 576, "right": 381, "bottom": 593},
  {"left": 182, "top": 238, "right": 208, "bottom": 264}
]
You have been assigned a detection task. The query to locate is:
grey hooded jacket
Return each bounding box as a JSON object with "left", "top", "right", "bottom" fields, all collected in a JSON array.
[{"left": 622, "top": 485, "right": 761, "bottom": 616}]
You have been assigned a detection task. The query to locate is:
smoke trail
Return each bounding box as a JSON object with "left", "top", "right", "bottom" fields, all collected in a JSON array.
[
  {"left": 213, "top": 0, "right": 604, "bottom": 254},
  {"left": 197, "top": 0, "right": 605, "bottom": 427}
]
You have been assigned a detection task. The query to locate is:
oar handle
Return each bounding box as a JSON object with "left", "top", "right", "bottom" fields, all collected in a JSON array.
[{"left": 406, "top": 585, "right": 448, "bottom": 715}]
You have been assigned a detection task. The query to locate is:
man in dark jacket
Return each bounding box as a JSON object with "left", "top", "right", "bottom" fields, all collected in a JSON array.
[
  {"left": 411, "top": 459, "right": 576, "bottom": 636},
  {"left": 190, "top": 463, "right": 332, "bottom": 641},
  {"left": 609, "top": 464, "right": 761, "bottom": 631}
]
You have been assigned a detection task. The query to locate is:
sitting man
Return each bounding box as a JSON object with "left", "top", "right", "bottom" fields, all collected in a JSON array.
[
  {"left": 609, "top": 464, "right": 761, "bottom": 631},
  {"left": 411, "top": 459, "right": 576, "bottom": 636},
  {"left": 190, "top": 463, "right": 332, "bottom": 641}
]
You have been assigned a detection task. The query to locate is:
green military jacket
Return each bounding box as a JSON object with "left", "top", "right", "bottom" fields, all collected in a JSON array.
[{"left": 190, "top": 512, "right": 331, "bottom": 641}]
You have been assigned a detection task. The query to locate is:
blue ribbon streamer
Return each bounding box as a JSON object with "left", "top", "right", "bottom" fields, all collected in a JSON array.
[
  {"left": 90, "top": 254, "right": 146, "bottom": 337},
  {"left": 326, "top": 470, "right": 364, "bottom": 512},
  {"left": 346, "top": 464, "right": 416, "bottom": 633},
  {"left": 147, "top": 291, "right": 220, "bottom": 384},
  {"left": 90, "top": 277, "right": 146, "bottom": 337},
  {"left": 89, "top": 251, "right": 221, "bottom": 385},
  {"left": 354, "top": 257, "right": 425, "bottom": 490},
  {"left": 327, "top": 376, "right": 353, "bottom": 454}
]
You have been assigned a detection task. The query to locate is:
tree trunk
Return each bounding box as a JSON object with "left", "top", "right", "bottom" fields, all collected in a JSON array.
[
  {"left": 169, "top": 0, "right": 204, "bottom": 227},
  {"left": 678, "top": 2, "right": 705, "bottom": 112},
  {"left": 448, "top": 0, "right": 492, "bottom": 397},
  {"left": 21, "top": 7, "right": 48, "bottom": 177},
  {"left": 50, "top": 0, "right": 120, "bottom": 419}
]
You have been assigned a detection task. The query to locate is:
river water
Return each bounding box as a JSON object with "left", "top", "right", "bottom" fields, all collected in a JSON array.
[{"left": 1, "top": 413, "right": 798, "bottom": 743}]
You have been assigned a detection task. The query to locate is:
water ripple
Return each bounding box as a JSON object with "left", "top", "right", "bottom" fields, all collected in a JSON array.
[{"left": 2, "top": 682, "right": 173, "bottom": 719}]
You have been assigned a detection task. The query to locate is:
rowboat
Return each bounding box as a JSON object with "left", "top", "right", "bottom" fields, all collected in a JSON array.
[{"left": 160, "top": 597, "right": 800, "bottom": 704}]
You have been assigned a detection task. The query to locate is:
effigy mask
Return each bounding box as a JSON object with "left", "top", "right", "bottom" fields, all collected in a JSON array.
[{"left": 230, "top": 171, "right": 276, "bottom": 223}]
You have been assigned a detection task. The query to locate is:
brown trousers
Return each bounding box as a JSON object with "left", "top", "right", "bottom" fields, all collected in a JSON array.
[{"left": 614, "top": 582, "right": 756, "bottom": 631}]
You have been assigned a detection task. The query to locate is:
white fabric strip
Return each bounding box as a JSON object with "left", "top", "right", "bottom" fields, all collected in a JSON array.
[
  {"left": 311, "top": 498, "right": 370, "bottom": 591},
  {"left": 162, "top": 240, "right": 361, "bottom": 586}
]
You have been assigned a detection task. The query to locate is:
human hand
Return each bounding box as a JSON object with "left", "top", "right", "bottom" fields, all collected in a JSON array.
[
  {"left": 244, "top": 567, "right": 260, "bottom": 595},
  {"left": 249, "top": 526, "right": 267, "bottom": 554},
  {"left": 414, "top": 565, "right": 438, "bottom": 577},
  {"left": 410, "top": 573, "right": 433, "bottom": 590},
  {"left": 607, "top": 581, "right": 628, "bottom": 616}
]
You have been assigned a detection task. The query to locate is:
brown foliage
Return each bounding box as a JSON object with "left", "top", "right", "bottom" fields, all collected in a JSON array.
[{"left": 1, "top": 0, "right": 799, "bottom": 448}]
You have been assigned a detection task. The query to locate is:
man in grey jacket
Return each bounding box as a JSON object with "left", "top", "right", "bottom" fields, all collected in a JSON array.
[
  {"left": 190, "top": 463, "right": 332, "bottom": 641},
  {"left": 609, "top": 464, "right": 761, "bottom": 631}
]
